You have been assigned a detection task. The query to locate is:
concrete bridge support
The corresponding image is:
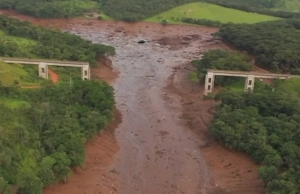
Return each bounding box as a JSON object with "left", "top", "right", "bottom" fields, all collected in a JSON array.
[
  {"left": 82, "top": 66, "right": 90, "bottom": 80},
  {"left": 244, "top": 75, "right": 255, "bottom": 92},
  {"left": 204, "top": 72, "right": 214, "bottom": 96},
  {"left": 38, "top": 63, "right": 48, "bottom": 79},
  {"left": 203, "top": 69, "right": 300, "bottom": 96}
]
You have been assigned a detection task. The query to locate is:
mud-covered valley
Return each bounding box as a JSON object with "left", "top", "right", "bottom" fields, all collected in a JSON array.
[{"left": 0, "top": 10, "right": 265, "bottom": 194}]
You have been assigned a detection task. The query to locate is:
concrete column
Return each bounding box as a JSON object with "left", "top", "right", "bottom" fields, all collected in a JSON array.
[
  {"left": 38, "top": 62, "right": 48, "bottom": 79},
  {"left": 244, "top": 75, "right": 255, "bottom": 92},
  {"left": 204, "top": 72, "right": 214, "bottom": 96},
  {"left": 82, "top": 66, "right": 90, "bottom": 80}
]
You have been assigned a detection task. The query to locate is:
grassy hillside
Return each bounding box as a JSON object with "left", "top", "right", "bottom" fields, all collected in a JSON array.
[
  {"left": 0, "top": 61, "right": 46, "bottom": 86},
  {"left": 145, "top": 2, "right": 280, "bottom": 24}
]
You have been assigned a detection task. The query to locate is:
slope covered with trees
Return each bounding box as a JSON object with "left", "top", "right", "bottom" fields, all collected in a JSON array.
[
  {"left": 0, "top": 81, "right": 115, "bottom": 194},
  {"left": 192, "top": 50, "right": 251, "bottom": 86},
  {"left": 217, "top": 19, "right": 300, "bottom": 74},
  {"left": 0, "top": 15, "right": 114, "bottom": 68},
  {"left": 210, "top": 79, "right": 300, "bottom": 194},
  {"left": 101, "top": 0, "right": 196, "bottom": 21},
  {"left": 0, "top": 0, "right": 100, "bottom": 18},
  {"left": 204, "top": 0, "right": 300, "bottom": 18}
]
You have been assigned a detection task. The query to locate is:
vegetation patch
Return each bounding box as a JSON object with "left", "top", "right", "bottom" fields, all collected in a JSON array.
[
  {"left": 0, "top": 61, "right": 46, "bottom": 86},
  {"left": 210, "top": 78, "right": 300, "bottom": 194},
  {"left": 101, "top": 0, "right": 196, "bottom": 22},
  {"left": 0, "top": 97, "right": 29, "bottom": 109},
  {"left": 0, "top": 0, "right": 99, "bottom": 18},
  {"left": 191, "top": 50, "right": 251, "bottom": 87},
  {"left": 0, "top": 15, "right": 115, "bottom": 85},
  {"left": 145, "top": 2, "right": 280, "bottom": 24},
  {"left": 217, "top": 19, "right": 300, "bottom": 74},
  {"left": 0, "top": 81, "right": 115, "bottom": 194},
  {"left": 203, "top": 0, "right": 300, "bottom": 18}
]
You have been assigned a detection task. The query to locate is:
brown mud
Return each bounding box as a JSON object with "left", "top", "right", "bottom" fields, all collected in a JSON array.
[
  {"left": 0, "top": 10, "right": 265, "bottom": 194},
  {"left": 92, "top": 58, "right": 119, "bottom": 85}
]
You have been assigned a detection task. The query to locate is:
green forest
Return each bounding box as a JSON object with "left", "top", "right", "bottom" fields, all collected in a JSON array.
[
  {"left": 0, "top": 0, "right": 100, "bottom": 18},
  {"left": 0, "top": 14, "right": 117, "bottom": 193},
  {"left": 0, "top": 81, "right": 115, "bottom": 194},
  {"left": 203, "top": 0, "right": 300, "bottom": 18},
  {"left": 210, "top": 79, "right": 300, "bottom": 194},
  {"left": 0, "top": 15, "right": 114, "bottom": 67},
  {"left": 217, "top": 19, "right": 300, "bottom": 74},
  {"left": 192, "top": 50, "right": 251, "bottom": 86}
]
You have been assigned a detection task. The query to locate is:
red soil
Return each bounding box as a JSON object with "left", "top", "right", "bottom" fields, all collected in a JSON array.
[{"left": 48, "top": 68, "right": 59, "bottom": 83}]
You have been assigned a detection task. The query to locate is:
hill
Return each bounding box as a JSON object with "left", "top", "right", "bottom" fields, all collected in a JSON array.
[
  {"left": 217, "top": 19, "right": 300, "bottom": 74},
  {"left": 204, "top": 0, "right": 300, "bottom": 18},
  {"left": 0, "top": 81, "right": 115, "bottom": 194},
  {"left": 273, "top": 0, "right": 300, "bottom": 12},
  {"left": 0, "top": 15, "right": 116, "bottom": 194},
  {"left": 0, "top": 15, "right": 115, "bottom": 86},
  {"left": 210, "top": 77, "right": 300, "bottom": 194},
  {"left": 145, "top": 2, "right": 280, "bottom": 24}
]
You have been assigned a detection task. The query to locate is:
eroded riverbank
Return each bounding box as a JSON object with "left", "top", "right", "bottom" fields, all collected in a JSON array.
[{"left": 0, "top": 10, "right": 265, "bottom": 194}]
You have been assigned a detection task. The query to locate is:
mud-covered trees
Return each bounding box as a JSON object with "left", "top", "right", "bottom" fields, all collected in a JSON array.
[
  {"left": 217, "top": 19, "right": 300, "bottom": 74},
  {"left": 209, "top": 79, "right": 300, "bottom": 194},
  {"left": 192, "top": 50, "right": 251, "bottom": 86},
  {"left": 0, "top": 80, "right": 115, "bottom": 194}
]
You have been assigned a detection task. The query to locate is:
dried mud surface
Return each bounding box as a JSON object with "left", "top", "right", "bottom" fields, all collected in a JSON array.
[{"left": 0, "top": 10, "right": 265, "bottom": 194}]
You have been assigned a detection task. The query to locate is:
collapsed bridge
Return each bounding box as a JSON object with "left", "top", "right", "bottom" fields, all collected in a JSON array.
[
  {"left": 204, "top": 69, "right": 300, "bottom": 96},
  {"left": 0, "top": 57, "right": 90, "bottom": 80}
]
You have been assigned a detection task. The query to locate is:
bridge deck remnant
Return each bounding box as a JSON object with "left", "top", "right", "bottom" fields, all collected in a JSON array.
[
  {"left": 0, "top": 57, "right": 90, "bottom": 80},
  {"left": 204, "top": 69, "right": 300, "bottom": 96}
]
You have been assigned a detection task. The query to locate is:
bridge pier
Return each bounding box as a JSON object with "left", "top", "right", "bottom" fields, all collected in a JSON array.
[
  {"left": 38, "top": 62, "right": 48, "bottom": 79},
  {"left": 244, "top": 75, "right": 255, "bottom": 92},
  {"left": 204, "top": 72, "right": 215, "bottom": 96},
  {"left": 82, "top": 66, "right": 90, "bottom": 80}
]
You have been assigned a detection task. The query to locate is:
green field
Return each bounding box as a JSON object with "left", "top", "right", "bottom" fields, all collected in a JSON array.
[
  {"left": 145, "top": 2, "right": 280, "bottom": 24},
  {"left": 0, "top": 61, "right": 46, "bottom": 86},
  {"left": 0, "top": 97, "right": 30, "bottom": 109}
]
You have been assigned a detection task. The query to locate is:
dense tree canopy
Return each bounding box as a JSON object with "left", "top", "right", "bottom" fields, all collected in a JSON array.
[
  {"left": 101, "top": 0, "right": 196, "bottom": 21},
  {"left": 192, "top": 50, "right": 251, "bottom": 86},
  {"left": 0, "top": 0, "right": 100, "bottom": 18},
  {"left": 217, "top": 19, "right": 300, "bottom": 74},
  {"left": 0, "top": 15, "right": 115, "bottom": 68},
  {"left": 210, "top": 79, "right": 300, "bottom": 194},
  {"left": 0, "top": 80, "right": 115, "bottom": 194}
]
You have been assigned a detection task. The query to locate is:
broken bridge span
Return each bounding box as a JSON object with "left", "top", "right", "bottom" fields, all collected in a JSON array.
[
  {"left": 204, "top": 69, "right": 300, "bottom": 96},
  {"left": 0, "top": 57, "right": 90, "bottom": 80}
]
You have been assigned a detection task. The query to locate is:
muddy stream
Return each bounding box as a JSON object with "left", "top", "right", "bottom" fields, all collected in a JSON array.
[{"left": 67, "top": 23, "right": 216, "bottom": 194}]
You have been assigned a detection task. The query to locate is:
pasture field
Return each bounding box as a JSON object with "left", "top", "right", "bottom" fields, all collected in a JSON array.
[
  {"left": 0, "top": 61, "right": 45, "bottom": 86},
  {"left": 145, "top": 2, "right": 280, "bottom": 24}
]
